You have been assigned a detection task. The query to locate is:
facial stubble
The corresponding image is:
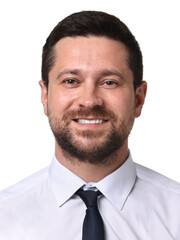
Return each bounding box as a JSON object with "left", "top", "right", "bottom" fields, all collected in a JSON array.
[{"left": 48, "top": 106, "right": 135, "bottom": 166}]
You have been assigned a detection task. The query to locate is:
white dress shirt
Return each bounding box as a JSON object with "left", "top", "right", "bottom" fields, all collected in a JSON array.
[{"left": 0, "top": 154, "right": 180, "bottom": 240}]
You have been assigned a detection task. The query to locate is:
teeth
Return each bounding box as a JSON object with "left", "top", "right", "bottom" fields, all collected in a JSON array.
[{"left": 76, "top": 119, "right": 105, "bottom": 124}]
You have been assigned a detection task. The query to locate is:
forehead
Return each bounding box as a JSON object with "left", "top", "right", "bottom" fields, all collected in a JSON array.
[
  {"left": 55, "top": 36, "right": 128, "bottom": 60},
  {"left": 55, "top": 35, "right": 127, "bottom": 50},
  {"left": 50, "top": 36, "right": 131, "bottom": 78}
]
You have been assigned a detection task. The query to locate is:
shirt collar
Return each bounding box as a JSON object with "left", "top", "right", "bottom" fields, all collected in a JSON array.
[
  {"left": 49, "top": 155, "right": 86, "bottom": 207},
  {"left": 96, "top": 153, "right": 136, "bottom": 210},
  {"left": 49, "top": 153, "right": 136, "bottom": 210}
]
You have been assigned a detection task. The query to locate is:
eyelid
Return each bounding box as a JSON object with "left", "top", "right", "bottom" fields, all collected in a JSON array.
[
  {"left": 63, "top": 78, "right": 78, "bottom": 84},
  {"left": 61, "top": 78, "right": 81, "bottom": 88},
  {"left": 104, "top": 80, "right": 117, "bottom": 84},
  {"left": 100, "top": 79, "right": 119, "bottom": 86}
]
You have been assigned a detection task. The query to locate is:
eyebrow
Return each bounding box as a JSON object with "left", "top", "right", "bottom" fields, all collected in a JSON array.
[
  {"left": 56, "top": 69, "right": 80, "bottom": 80},
  {"left": 56, "top": 69, "right": 125, "bottom": 81},
  {"left": 98, "top": 70, "right": 125, "bottom": 81}
]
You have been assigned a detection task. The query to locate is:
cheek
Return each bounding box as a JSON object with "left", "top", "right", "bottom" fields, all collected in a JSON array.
[
  {"left": 105, "top": 92, "right": 135, "bottom": 117},
  {"left": 47, "top": 88, "right": 76, "bottom": 116}
]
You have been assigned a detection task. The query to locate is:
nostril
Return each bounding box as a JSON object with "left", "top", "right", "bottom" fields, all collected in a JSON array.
[
  {"left": 78, "top": 98, "right": 104, "bottom": 108},
  {"left": 77, "top": 90, "right": 104, "bottom": 108}
]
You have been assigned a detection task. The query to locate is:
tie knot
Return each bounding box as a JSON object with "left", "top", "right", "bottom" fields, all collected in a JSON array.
[{"left": 76, "top": 189, "right": 101, "bottom": 208}]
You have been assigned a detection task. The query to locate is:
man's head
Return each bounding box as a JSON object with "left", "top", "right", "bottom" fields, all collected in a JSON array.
[
  {"left": 40, "top": 11, "right": 147, "bottom": 166},
  {"left": 41, "top": 11, "right": 143, "bottom": 90}
]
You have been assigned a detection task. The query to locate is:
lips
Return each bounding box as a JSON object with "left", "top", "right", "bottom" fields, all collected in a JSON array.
[{"left": 74, "top": 119, "right": 107, "bottom": 124}]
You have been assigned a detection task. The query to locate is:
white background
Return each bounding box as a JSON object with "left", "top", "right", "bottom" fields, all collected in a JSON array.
[{"left": 0, "top": 0, "right": 179, "bottom": 190}]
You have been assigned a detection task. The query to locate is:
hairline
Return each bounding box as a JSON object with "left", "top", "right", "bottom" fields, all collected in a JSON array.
[{"left": 45, "top": 34, "right": 134, "bottom": 89}]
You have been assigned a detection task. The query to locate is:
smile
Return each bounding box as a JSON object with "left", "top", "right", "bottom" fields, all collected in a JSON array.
[{"left": 74, "top": 119, "right": 107, "bottom": 124}]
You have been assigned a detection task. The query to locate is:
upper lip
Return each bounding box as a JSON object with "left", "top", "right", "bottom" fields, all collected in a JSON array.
[{"left": 73, "top": 117, "right": 108, "bottom": 121}]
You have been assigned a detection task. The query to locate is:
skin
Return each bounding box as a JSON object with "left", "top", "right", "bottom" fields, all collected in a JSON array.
[{"left": 39, "top": 36, "right": 147, "bottom": 182}]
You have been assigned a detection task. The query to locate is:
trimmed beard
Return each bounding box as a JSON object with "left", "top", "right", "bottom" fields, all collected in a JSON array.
[{"left": 48, "top": 105, "right": 135, "bottom": 165}]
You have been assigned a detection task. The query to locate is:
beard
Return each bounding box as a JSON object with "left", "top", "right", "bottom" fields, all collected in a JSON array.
[{"left": 48, "top": 105, "right": 135, "bottom": 165}]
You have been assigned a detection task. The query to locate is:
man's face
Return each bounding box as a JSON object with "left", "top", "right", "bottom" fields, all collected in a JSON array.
[{"left": 40, "top": 36, "right": 146, "bottom": 164}]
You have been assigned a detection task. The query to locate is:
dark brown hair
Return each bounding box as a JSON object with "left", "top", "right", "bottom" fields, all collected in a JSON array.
[{"left": 42, "top": 11, "right": 143, "bottom": 89}]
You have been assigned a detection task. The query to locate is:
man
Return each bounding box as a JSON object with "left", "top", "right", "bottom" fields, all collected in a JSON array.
[{"left": 0, "top": 11, "right": 180, "bottom": 240}]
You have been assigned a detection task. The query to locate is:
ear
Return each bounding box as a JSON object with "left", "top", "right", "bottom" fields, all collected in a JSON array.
[
  {"left": 135, "top": 81, "right": 147, "bottom": 118},
  {"left": 39, "top": 80, "right": 48, "bottom": 116}
]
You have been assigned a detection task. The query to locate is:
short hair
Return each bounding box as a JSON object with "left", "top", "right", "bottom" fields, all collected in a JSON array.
[{"left": 42, "top": 11, "right": 143, "bottom": 89}]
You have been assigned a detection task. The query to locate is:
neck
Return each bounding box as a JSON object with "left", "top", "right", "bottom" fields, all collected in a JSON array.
[{"left": 55, "top": 141, "right": 129, "bottom": 182}]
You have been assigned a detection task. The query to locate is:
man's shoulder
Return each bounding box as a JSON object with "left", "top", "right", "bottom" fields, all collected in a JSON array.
[
  {"left": 0, "top": 166, "right": 54, "bottom": 239},
  {"left": 135, "top": 163, "right": 180, "bottom": 196},
  {"left": 0, "top": 166, "right": 49, "bottom": 203}
]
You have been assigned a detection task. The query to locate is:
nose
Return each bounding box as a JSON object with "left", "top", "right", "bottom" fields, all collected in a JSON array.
[{"left": 77, "top": 84, "right": 104, "bottom": 108}]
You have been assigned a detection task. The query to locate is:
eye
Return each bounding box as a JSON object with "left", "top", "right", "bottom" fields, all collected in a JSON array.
[
  {"left": 104, "top": 81, "right": 116, "bottom": 85},
  {"left": 61, "top": 78, "right": 80, "bottom": 88},
  {"left": 64, "top": 79, "right": 77, "bottom": 85},
  {"left": 101, "top": 80, "right": 118, "bottom": 88}
]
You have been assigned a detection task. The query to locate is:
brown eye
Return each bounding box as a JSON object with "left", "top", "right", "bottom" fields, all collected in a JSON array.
[
  {"left": 104, "top": 81, "right": 116, "bottom": 85},
  {"left": 102, "top": 80, "right": 118, "bottom": 88},
  {"left": 65, "top": 79, "right": 77, "bottom": 84}
]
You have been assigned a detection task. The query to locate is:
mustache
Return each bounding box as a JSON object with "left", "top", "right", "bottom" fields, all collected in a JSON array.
[{"left": 62, "top": 105, "right": 117, "bottom": 121}]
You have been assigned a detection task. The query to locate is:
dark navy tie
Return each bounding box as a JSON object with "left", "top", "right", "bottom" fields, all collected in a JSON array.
[{"left": 76, "top": 189, "right": 105, "bottom": 240}]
